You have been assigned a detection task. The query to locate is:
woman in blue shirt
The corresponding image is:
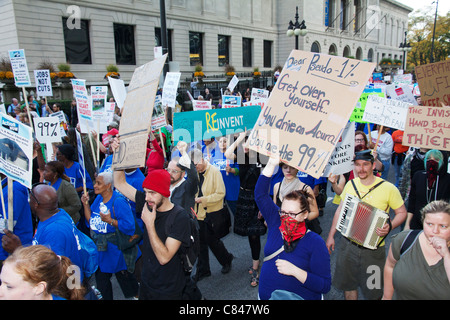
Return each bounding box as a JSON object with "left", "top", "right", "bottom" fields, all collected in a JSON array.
[
  {"left": 56, "top": 144, "right": 94, "bottom": 192},
  {"left": 254, "top": 157, "right": 331, "bottom": 300},
  {"left": 81, "top": 171, "right": 139, "bottom": 300}
]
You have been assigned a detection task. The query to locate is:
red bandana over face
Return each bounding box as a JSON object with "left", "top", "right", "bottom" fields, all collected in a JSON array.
[{"left": 279, "top": 216, "right": 307, "bottom": 244}]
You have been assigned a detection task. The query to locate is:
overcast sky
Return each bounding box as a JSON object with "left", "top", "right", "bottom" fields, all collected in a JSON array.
[{"left": 396, "top": 0, "right": 449, "bottom": 16}]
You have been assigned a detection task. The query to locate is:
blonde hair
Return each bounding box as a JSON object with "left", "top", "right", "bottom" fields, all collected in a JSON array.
[
  {"left": 5, "top": 245, "right": 85, "bottom": 300},
  {"left": 421, "top": 200, "right": 450, "bottom": 223}
]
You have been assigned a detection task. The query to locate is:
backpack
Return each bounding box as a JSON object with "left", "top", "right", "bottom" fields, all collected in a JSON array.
[
  {"left": 166, "top": 207, "right": 200, "bottom": 274},
  {"left": 400, "top": 229, "right": 421, "bottom": 257},
  {"left": 73, "top": 224, "right": 98, "bottom": 278}
]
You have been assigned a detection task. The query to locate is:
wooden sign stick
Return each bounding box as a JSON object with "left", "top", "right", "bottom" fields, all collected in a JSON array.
[
  {"left": 373, "top": 125, "right": 384, "bottom": 153},
  {"left": 7, "top": 178, "right": 13, "bottom": 232}
]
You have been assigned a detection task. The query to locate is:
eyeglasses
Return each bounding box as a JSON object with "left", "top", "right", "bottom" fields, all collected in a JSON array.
[
  {"left": 166, "top": 168, "right": 183, "bottom": 174},
  {"left": 355, "top": 139, "right": 365, "bottom": 143},
  {"left": 28, "top": 182, "right": 46, "bottom": 205},
  {"left": 278, "top": 208, "right": 307, "bottom": 218}
]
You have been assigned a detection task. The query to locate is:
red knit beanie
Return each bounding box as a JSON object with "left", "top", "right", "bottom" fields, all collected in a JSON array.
[{"left": 142, "top": 169, "right": 171, "bottom": 198}]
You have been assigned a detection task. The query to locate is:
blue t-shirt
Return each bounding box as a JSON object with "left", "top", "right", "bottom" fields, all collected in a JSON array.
[
  {"left": 64, "top": 161, "right": 94, "bottom": 190},
  {"left": 210, "top": 150, "right": 240, "bottom": 201},
  {"left": 89, "top": 192, "right": 137, "bottom": 273},
  {"left": 32, "top": 209, "right": 84, "bottom": 280},
  {"left": 0, "top": 179, "right": 33, "bottom": 260}
]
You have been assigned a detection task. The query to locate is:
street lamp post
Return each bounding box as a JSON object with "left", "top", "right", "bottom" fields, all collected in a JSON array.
[
  {"left": 399, "top": 31, "right": 411, "bottom": 71},
  {"left": 286, "top": 6, "right": 307, "bottom": 50}
]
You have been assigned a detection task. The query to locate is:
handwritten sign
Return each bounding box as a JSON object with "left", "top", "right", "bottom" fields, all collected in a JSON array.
[
  {"left": 386, "top": 84, "right": 417, "bottom": 105},
  {"left": 112, "top": 54, "right": 167, "bottom": 170},
  {"left": 251, "top": 88, "right": 269, "bottom": 101},
  {"left": 161, "top": 72, "right": 181, "bottom": 109},
  {"left": 173, "top": 105, "right": 261, "bottom": 144},
  {"left": 415, "top": 60, "right": 450, "bottom": 107},
  {"left": 247, "top": 50, "right": 375, "bottom": 178},
  {"left": 403, "top": 106, "right": 450, "bottom": 151},
  {"left": 33, "top": 70, "right": 53, "bottom": 97},
  {"left": 193, "top": 100, "right": 212, "bottom": 111},
  {"left": 8, "top": 49, "right": 31, "bottom": 87},
  {"left": 362, "top": 95, "right": 410, "bottom": 130},
  {"left": 33, "top": 117, "right": 61, "bottom": 143},
  {"left": 349, "top": 91, "right": 385, "bottom": 123}
]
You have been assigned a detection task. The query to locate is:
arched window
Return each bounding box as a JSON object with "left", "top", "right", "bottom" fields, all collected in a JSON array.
[
  {"left": 356, "top": 47, "right": 363, "bottom": 60},
  {"left": 343, "top": 45, "right": 351, "bottom": 57},
  {"left": 311, "top": 41, "right": 321, "bottom": 53},
  {"left": 328, "top": 44, "right": 338, "bottom": 55},
  {"left": 368, "top": 48, "right": 374, "bottom": 62}
]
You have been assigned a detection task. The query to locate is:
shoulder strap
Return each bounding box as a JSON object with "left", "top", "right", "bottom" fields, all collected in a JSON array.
[
  {"left": 400, "top": 229, "right": 421, "bottom": 256},
  {"left": 351, "top": 179, "right": 384, "bottom": 200},
  {"left": 263, "top": 246, "right": 284, "bottom": 262}
]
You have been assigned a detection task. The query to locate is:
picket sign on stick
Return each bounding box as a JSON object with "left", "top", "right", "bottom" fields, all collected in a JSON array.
[
  {"left": 86, "top": 120, "right": 97, "bottom": 167},
  {"left": 159, "top": 129, "right": 166, "bottom": 159},
  {"left": 97, "top": 120, "right": 100, "bottom": 172},
  {"left": 7, "top": 178, "right": 13, "bottom": 231}
]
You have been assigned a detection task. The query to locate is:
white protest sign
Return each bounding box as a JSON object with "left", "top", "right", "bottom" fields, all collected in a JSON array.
[
  {"left": 33, "top": 70, "right": 53, "bottom": 97},
  {"left": 251, "top": 88, "right": 269, "bottom": 101},
  {"left": 8, "top": 49, "right": 31, "bottom": 87},
  {"left": 322, "top": 122, "right": 355, "bottom": 176},
  {"left": 151, "top": 95, "right": 167, "bottom": 131},
  {"left": 362, "top": 95, "right": 410, "bottom": 130},
  {"left": 33, "top": 116, "right": 61, "bottom": 143},
  {"left": 49, "top": 111, "right": 68, "bottom": 138},
  {"left": 222, "top": 95, "right": 241, "bottom": 108},
  {"left": 393, "top": 74, "right": 412, "bottom": 86},
  {"left": 193, "top": 100, "right": 212, "bottom": 111},
  {"left": 162, "top": 72, "right": 181, "bottom": 108},
  {"left": 0, "top": 113, "right": 33, "bottom": 188},
  {"left": 108, "top": 77, "right": 127, "bottom": 109},
  {"left": 72, "top": 79, "right": 94, "bottom": 133},
  {"left": 243, "top": 98, "right": 267, "bottom": 110},
  {"left": 91, "top": 86, "right": 108, "bottom": 134},
  {"left": 227, "top": 75, "right": 239, "bottom": 92},
  {"left": 386, "top": 84, "right": 418, "bottom": 106}
]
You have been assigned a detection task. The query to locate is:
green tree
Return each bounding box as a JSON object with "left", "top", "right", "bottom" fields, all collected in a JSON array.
[{"left": 407, "top": 9, "right": 449, "bottom": 68}]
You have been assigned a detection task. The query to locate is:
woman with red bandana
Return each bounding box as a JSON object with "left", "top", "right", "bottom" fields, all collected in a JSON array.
[
  {"left": 406, "top": 149, "right": 450, "bottom": 230},
  {"left": 254, "top": 157, "right": 331, "bottom": 300}
]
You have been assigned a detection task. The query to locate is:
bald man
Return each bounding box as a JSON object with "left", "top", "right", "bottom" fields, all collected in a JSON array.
[{"left": 2, "top": 184, "right": 85, "bottom": 279}]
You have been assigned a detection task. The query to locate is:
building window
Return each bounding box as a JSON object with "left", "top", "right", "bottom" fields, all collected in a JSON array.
[
  {"left": 340, "top": 0, "right": 347, "bottom": 30},
  {"left": 325, "top": 0, "right": 335, "bottom": 27},
  {"left": 155, "top": 27, "right": 173, "bottom": 61},
  {"left": 218, "top": 35, "right": 230, "bottom": 67},
  {"left": 62, "top": 17, "right": 91, "bottom": 64},
  {"left": 189, "top": 32, "right": 203, "bottom": 66},
  {"left": 242, "top": 38, "right": 252, "bottom": 68},
  {"left": 311, "top": 41, "right": 321, "bottom": 53},
  {"left": 263, "top": 40, "right": 272, "bottom": 68},
  {"left": 114, "top": 24, "right": 136, "bottom": 65}
]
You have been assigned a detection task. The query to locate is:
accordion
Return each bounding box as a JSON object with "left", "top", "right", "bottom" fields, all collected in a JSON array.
[{"left": 336, "top": 193, "right": 389, "bottom": 250}]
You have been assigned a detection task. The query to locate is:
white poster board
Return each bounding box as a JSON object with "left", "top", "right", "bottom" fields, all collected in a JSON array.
[
  {"left": 108, "top": 77, "right": 127, "bottom": 110},
  {"left": 227, "top": 75, "right": 239, "bottom": 92},
  {"left": 161, "top": 72, "right": 181, "bottom": 109},
  {"left": 362, "top": 95, "right": 410, "bottom": 130},
  {"left": 8, "top": 49, "right": 31, "bottom": 87},
  {"left": 322, "top": 122, "right": 355, "bottom": 176},
  {"left": 33, "top": 116, "right": 61, "bottom": 143},
  {"left": 34, "top": 70, "right": 53, "bottom": 97}
]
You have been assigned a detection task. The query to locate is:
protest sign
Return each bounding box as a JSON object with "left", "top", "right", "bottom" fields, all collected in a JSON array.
[
  {"left": 251, "top": 88, "right": 269, "bottom": 101},
  {"left": 8, "top": 49, "right": 31, "bottom": 87},
  {"left": 222, "top": 95, "right": 241, "bottom": 108},
  {"left": 247, "top": 50, "right": 375, "bottom": 178},
  {"left": 91, "top": 86, "right": 108, "bottom": 134},
  {"left": 362, "top": 95, "right": 410, "bottom": 130},
  {"left": 49, "top": 111, "right": 68, "bottom": 138},
  {"left": 415, "top": 59, "right": 450, "bottom": 107},
  {"left": 34, "top": 70, "right": 53, "bottom": 97},
  {"left": 173, "top": 105, "right": 261, "bottom": 144},
  {"left": 0, "top": 104, "right": 5, "bottom": 115},
  {"left": 151, "top": 95, "right": 166, "bottom": 131},
  {"left": 243, "top": 98, "right": 267, "bottom": 110},
  {"left": 403, "top": 106, "right": 450, "bottom": 151},
  {"left": 112, "top": 54, "right": 167, "bottom": 170},
  {"left": 349, "top": 90, "right": 385, "bottom": 123},
  {"left": 386, "top": 84, "right": 417, "bottom": 105},
  {"left": 0, "top": 113, "right": 33, "bottom": 189},
  {"left": 322, "top": 122, "right": 355, "bottom": 176},
  {"left": 393, "top": 74, "right": 413, "bottom": 86},
  {"left": 108, "top": 77, "right": 127, "bottom": 109},
  {"left": 33, "top": 116, "right": 61, "bottom": 143},
  {"left": 161, "top": 72, "right": 181, "bottom": 109},
  {"left": 227, "top": 75, "right": 239, "bottom": 92},
  {"left": 193, "top": 100, "right": 212, "bottom": 111},
  {"left": 72, "top": 79, "right": 94, "bottom": 133},
  {"left": 372, "top": 72, "right": 383, "bottom": 83}
]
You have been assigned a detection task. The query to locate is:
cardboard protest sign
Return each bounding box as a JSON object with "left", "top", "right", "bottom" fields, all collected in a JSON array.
[
  {"left": 415, "top": 60, "right": 450, "bottom": 107},
  {"left": 247, "top": 50, "right": 375, "bottom": 178},
  {"left": 322, "top": 122, "right": 355, "bottom": 176},
  {"left": 386, "top": 84, "right": 417, "bottom": 105},
  {"left": 161, "top": 72, "right": 181, "bottom": 109},
  {"left": 403, "top": 106, "right": 450, "bottom": 151},
  {"left": 34, "top": 70, "right": 53, "bottom": 97},
  {"left": 173, "top": 105, "right": 261, "bottom": 144},
  {"left": 349, "top": 90, "right": 384, "bottom": 123},
  {"left": 222, "top": 95, "right": 241, "bottom": 108},
  {"left": 8, "top": 49, "right": 31, "bottom": 87},
  {"left": 72, "top": 79, "right": 94, "bottom": 133},
  {"left": 362, "top": 95, "right": 410, "bottom": 130},
  {"left": 251, "top": 88, "right": 269, "bottom": 101},
  {"left": 151, "top": 95, "right": 166, "bottom": 131},
  {"left": 108, "top": 77, "right": 127, "bottom": 109},
  {"left": 33, "top": 116, "right": 61, "bottom": 143},
  {"left": 0, "top": 113, "right": 33, "bottom": 188},
  {"left": 112, "top": 54, "right": 167, "bottom": 170}
]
